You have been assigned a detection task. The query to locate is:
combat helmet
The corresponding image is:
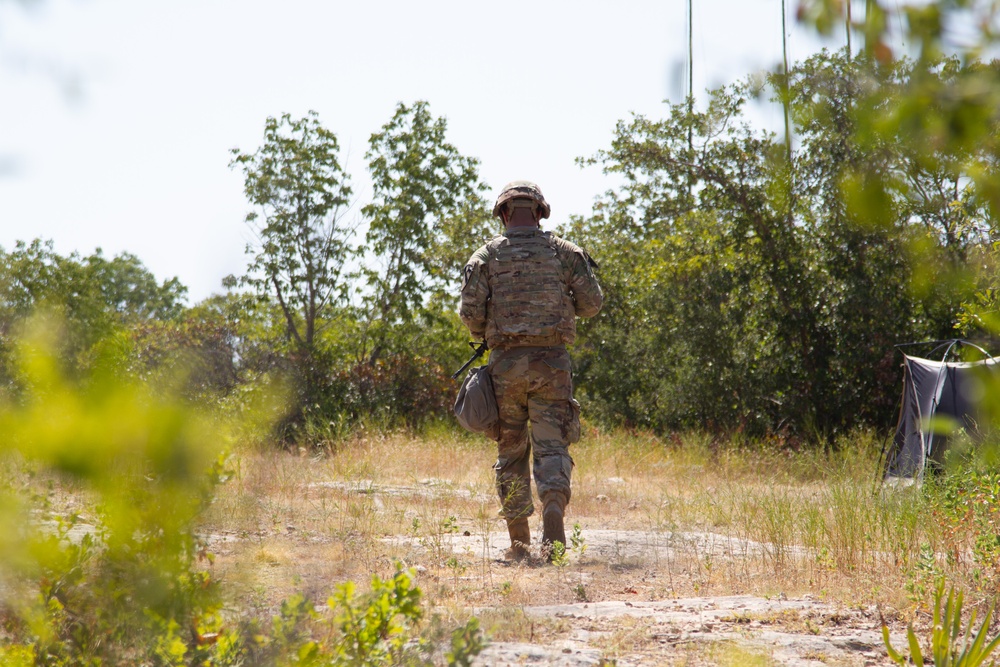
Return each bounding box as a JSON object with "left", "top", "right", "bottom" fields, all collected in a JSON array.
[{"left": 492, "top": 180, "right": 551, "bottom": 220}]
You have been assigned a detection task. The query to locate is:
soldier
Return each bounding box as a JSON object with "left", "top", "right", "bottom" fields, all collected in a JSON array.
[{"left": 459, "top": 180, "right": 603, "bottom": 561}]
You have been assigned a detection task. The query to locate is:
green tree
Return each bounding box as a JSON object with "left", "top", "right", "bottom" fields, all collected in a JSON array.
[
  {"left": 229, "top": 111, "right": 355, "bottom": 432},
  {"left": 579, "top": 79, "right": 823, "bottom": 434},
  {"left": 0, "top": 239, "right": 187, "bottom": 397},
  {"left": 83, "top": 248, "right": 186, "bottom": 320},
  {"left": 575, "top": 49, "right": 982, "bottom": 437},
  {"left": 0, "top": 239, "right": 185, "bottom": 330},
  {"left": 359, "top": 101, "right": 491, "bottom": 364}
]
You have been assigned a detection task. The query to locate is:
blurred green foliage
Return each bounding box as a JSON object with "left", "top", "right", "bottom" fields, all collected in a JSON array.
[
  {"left": 0, "top": 316, "right": 233, "bottom": 663},
  {"left": 0, "top": 319, "right": 484, "bottom": 664}
]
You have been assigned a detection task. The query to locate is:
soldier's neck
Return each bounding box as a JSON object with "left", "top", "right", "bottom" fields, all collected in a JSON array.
[{"left": 505, "top": 210, "right": 539, "bottom": 229}]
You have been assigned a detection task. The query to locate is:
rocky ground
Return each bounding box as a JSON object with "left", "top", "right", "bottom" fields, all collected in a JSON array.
[{"left": 392, "top": 529, "right": 903, "bottom": 666}]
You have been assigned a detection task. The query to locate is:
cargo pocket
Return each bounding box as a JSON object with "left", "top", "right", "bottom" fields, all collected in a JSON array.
[
  {"left": 567, "top": 398, "right": 581, "bottom": 443},
  {"left": 541, "top": 354, "right": 572, "bottom": 373}
]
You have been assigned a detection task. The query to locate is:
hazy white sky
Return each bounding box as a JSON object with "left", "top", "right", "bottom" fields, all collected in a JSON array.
[{"left": 0, "top": 0, "right": 844, "bottom": 303}]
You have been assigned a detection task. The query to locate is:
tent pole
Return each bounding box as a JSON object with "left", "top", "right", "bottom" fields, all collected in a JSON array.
[
  {"left": 895, "top": 339, "right": 994, "bottom": 360},
  {"left": 894, "top": 339, "right": 958, "bottom": 349}
]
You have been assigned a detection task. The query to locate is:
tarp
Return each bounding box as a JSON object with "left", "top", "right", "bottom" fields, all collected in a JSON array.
[{"left": 884, "top": 352, "right": 999, "bottom": 483}]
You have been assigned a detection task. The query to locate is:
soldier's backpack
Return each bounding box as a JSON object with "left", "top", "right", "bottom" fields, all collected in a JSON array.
[{"left": 453, "top": 365, "right": 499, "bottom": 440}]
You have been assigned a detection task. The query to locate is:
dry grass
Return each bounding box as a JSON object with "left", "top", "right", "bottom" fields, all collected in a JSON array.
[
  {"left": 683, "top": 641, "right": 777, "bottom": 667},
  {"left": 194, "top": 426, "right": 998, "bottom": 661}
]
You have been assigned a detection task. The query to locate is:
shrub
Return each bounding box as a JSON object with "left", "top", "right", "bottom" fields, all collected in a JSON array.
[
  {"left": 309, "top": 353, "right": 454, "bottom": 436},
  {"left": 884, "top": 581, "right": 1000, "bottom": 667}
]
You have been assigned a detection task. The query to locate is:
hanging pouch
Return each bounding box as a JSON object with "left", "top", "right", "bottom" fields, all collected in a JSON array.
[
  {"left": 567, "top": 398, "right": 582, "bottom": 443},
  {"left": 454, "top": 365, "right": 499, "bottom": 440}
]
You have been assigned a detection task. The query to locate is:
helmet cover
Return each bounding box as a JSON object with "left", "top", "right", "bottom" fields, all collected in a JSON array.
[{"left": 492, "top": 180, "right": 551, "bottom": 219}]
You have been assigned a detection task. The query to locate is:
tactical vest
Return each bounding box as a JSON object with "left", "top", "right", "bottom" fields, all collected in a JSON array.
[{"left": 485, "top": 230, "right": 576, "bottom": 349}]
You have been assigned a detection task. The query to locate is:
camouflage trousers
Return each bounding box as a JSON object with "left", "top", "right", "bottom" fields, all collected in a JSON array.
[{"left": 487, "top": 346, "right": 580, "bottom": 520}]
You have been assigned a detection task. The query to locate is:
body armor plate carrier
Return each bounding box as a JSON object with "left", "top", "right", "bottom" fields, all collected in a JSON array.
[{"left": 485, "top": 230, "right": 576, "bottom": 349}]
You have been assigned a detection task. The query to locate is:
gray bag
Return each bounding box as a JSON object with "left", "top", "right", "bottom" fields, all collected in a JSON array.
[{"left": 454, "top": 365, "right": 499, "bottom": 439}]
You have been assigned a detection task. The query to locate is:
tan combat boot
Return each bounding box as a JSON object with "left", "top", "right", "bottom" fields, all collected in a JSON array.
[
  {"left": 541, "top": 492, "right": 567, "bottom": 560},
  {"left": 505, "top": 517, "right": 531, "bottom": 561}
]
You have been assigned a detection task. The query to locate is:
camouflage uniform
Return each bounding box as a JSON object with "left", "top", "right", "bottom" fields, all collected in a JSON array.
[{"left": 460, "top": 226, "right": 603, "bottom": 525}]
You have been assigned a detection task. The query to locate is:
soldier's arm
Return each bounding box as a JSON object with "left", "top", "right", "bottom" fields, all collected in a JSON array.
[
  {"left": 568, "top": 249, "right": 603, "bottom": 318},
  {"left": 459, "top": 248, "right": 490, "bottom": 337}
]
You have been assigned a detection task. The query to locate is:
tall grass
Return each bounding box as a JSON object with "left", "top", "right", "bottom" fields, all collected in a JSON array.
[{"left": 562, "top": 426, "right": 999, "bottom": 609}]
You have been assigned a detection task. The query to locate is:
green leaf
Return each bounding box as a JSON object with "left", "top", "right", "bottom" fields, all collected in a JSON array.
[
  {"left": 908, "top": 625, "right": 925, "bottom": 667},
  {"left": 884, "top": 624, "right": 907, "bottom": 666}
]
